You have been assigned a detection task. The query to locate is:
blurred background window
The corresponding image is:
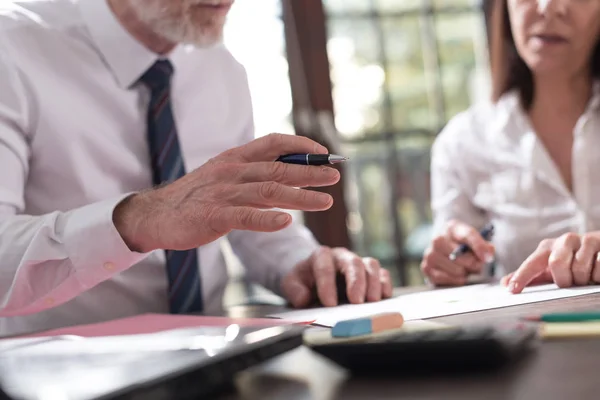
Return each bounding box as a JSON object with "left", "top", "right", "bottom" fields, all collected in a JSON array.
[
  {"left": 223, "top": 0, "right": 491, "bottom": 287},
  {"left": 323, "top": 0, "right": 491, "bottom": 285},
  {"left": 223, "top": 0, "right": 294, "bottom": 137}
]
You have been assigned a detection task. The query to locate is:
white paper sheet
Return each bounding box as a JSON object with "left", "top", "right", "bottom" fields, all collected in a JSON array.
[{"left": 269, "top": 284, "right": 600, "bottom": 327}]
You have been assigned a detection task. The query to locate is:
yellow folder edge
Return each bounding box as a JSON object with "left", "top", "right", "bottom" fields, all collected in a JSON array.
[{"left": 539, "top": 321, "right": 600, "bottom": 340}]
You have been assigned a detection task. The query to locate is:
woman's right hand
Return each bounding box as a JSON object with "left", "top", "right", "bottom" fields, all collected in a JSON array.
[{"left": 420, "top": 220, "right": 496, "bottom": 286}]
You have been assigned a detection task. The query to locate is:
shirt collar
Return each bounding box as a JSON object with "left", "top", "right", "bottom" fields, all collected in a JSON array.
[
  {"left": 78, "top": 0, "right": 161, "bottom": 88},
  {"left": 587, "top": 80, "right": 600, "bottom": 112},
  {"left": 490, "top": 81, "right": 600, "bottom": 146},
  {"left": 490, "top": 81, "right": 600, "bottom": 195}
]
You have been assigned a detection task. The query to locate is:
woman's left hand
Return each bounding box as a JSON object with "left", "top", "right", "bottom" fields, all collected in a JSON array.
[{"left": 502, "top": 232, "right": 600, "bottom": 294}]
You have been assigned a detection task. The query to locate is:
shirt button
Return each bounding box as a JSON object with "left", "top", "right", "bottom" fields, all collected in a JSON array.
[{"left": 103, "top": 262, "right": 116, "bottom": 271}]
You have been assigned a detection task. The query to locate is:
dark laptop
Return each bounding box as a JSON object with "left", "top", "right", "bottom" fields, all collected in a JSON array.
[{"left": 0, "top": 323, "right": 306, "bottom": 399}]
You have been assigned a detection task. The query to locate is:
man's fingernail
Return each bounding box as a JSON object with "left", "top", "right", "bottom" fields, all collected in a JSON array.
[
  {"left": 289, "top": 294, "right": 301, "bottom": 307},
  {"left": 274, "top": 214, "right": 291, "bottom": 226},
  {"left": 315, "top": 144, "right": 328, "bottom": 154},
  {"left": 508, "top": 281, "right": 518, "bottom": 293},
  {"left": 353, "top": 291, "right": 365, "bottom": 304},
  {"left": 324, "top": 294, "right": 337, "bottom": 307},
  {"left": 322, "top": 167, "right": 338, "bottom": 176},
  {"left": 315, "top": 192, "right": 331, "bottom": 204},
  {"left": 484, "top": 253, "right": 494, "bottom": 263}
]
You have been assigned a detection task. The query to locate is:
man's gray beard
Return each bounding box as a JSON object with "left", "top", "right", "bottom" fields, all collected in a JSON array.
[
  {"left": 128, "top": 0, "right": 224, "bottom": 48},
  {"left": 150, "top": 19, "right": 224, "bottom": 48}
]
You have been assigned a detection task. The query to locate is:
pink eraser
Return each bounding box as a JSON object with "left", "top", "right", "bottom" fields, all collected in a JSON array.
[
  {"left": 331, "top": 312, "right": 404, "bottom": 338},
  {"left": 370, "top": 312, "right": 405, "bottom": 333}
]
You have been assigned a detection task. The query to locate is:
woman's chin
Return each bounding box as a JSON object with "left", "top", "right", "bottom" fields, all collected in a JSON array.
[{"left": 525, "top": 58, "right": 575, "bottom": 78}]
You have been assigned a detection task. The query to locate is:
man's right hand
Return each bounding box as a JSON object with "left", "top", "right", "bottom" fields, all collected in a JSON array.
[
  {"left": 420, "top": 220, "right": 495, "bottom": 286},
  {"left": 113, "top": 133, "right": 340, "bottom": 253}
]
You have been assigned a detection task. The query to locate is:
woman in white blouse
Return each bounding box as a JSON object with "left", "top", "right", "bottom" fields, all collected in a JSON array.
[{"left": 422, "top": 0, "right": 600, "bottom": 291}]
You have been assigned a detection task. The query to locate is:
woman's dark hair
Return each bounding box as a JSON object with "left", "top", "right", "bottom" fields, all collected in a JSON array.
[{"left": 491, "top": 0, "right": 600, "bottom": 110}]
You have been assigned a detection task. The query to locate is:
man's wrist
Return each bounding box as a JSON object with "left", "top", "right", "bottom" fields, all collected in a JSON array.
[{"left": 113, "top": 192, "right": 158, "bottom": 253}]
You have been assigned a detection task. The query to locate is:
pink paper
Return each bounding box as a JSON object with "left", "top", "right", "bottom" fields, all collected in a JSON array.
[{"left": 20, "top": 314, "right": 308, "bottom": 338}]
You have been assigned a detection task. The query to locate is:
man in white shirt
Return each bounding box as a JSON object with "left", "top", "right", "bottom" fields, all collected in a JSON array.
[{"left": 0, "top": 0, "right": 393, "bottom": 336}]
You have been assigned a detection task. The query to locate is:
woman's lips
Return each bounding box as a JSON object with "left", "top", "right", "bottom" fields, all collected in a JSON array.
[
  {"left": 532, "top": 34, "right": 568, "bottom": 44},
  {"left": 530, "top": 34, "right": 568, "bottom": 50}
]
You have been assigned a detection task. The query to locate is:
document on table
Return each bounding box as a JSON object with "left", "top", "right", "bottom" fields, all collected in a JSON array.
[{"left": 269, "top": 283, "right": 600, "bottom": 327}]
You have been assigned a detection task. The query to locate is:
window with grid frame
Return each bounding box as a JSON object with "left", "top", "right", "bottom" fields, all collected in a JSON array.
[
  {"left": 223, "top": 0, "right": 491, "bottom": 286},
  {"left": 323, "top": 0, "right": 491, "bottom": 285}
]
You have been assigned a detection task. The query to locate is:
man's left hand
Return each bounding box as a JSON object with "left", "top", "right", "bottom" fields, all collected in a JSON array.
[{"left": 281, "top": 247, "right": 393, "bottom": 308}]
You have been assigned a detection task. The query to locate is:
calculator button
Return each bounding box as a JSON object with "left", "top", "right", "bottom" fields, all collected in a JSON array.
[
  {"left": 402, "top": 331, "right": 437, "bottom": 342},
  {"left": 384, "top": 332, "right": 425, "bottom": 343},
  {"left": 382, "top": 334, "right": 415, "bottom": 343},
  {"left": 455, "top": 327, "right": 495, "bottom": 341},
  {"left": 423, "top": 328, "right": 463, "bottom": 341}
]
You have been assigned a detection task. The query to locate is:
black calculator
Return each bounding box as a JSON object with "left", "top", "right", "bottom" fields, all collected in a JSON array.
[{"left": 308, "top": 324, "right": 539, "bottom": 376}]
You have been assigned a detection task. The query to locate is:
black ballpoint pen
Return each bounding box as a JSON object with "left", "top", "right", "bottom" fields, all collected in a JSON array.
[
  {"left": 276, "top": 153, "right": 348, "bottom": 166},
  {"left": 449, "top": 223, "right": 495, "bottom": 261}
]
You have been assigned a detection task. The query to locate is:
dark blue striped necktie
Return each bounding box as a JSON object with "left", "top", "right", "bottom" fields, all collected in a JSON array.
[{"left": 138, "top": 60, "right": 203, "bottom": 314}]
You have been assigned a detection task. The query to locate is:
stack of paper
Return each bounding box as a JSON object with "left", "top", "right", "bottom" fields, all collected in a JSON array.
[{"left": 269, "top": 283, "right": 600, "bottom": 327}]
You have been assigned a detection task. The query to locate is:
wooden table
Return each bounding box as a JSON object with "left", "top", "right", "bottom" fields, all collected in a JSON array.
[{"left": 218, "top": 287, "right": 600, "bottom": 400}]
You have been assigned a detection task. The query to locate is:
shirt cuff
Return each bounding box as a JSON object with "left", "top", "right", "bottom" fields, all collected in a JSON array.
[{"left": 62, "top": 194, "right": 150, "bottom": 290}]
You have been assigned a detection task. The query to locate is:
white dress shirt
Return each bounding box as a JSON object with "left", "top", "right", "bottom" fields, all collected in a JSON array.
[
  {"left": 431, "top": 86, "right": 600, "bottom": 277},
  {"left": 0, "top": 0, "right": 318, "bottom": 336}
]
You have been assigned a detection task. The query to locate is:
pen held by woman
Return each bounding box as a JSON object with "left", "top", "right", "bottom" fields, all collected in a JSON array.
[
  {"left": 449, "top": 223, "right": 495, "bottom": 261},
  {"left": 421, "top": 220, "right": 496, "bottom": 287}
]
